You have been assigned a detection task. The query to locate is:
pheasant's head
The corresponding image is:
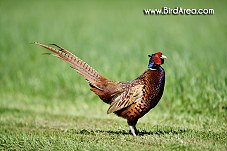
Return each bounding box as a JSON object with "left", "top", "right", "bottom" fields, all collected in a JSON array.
[{"left": 148, "top": 52, "right": 167, "bottom": 69}]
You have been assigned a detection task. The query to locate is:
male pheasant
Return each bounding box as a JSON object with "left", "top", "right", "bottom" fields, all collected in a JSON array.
[{"left": 34, "top": 42, "right": 167, "bottom": 136}]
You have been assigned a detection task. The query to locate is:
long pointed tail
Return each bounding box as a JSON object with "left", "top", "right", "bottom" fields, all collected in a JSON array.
[{"left": 34, "top": 42, "right": 105, "bottom": 88}]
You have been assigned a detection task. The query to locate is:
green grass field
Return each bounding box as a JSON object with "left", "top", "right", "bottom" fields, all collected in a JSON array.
[{"left": 0, "top": 0, "right": 226, "bottom": 150}]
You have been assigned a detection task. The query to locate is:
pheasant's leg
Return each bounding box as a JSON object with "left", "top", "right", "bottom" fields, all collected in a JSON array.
[
  {"left": 129, "top": 125, "right": 137, "bottom": 136},
  {"left": 128, "top": 119, "right": 138, "bottom": 136}
]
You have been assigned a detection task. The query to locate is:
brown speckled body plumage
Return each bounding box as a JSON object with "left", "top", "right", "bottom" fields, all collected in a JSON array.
[
  {"left": 115, "top": 69, "right": 165, "bottom": 127},
  {"left": 35, "top": 42, "right": 166, "bottom": 136}
]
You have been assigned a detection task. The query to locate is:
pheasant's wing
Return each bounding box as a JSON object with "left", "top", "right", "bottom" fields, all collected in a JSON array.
[{"left": 107, "top": 84, "right": 144, "bottom": 114}]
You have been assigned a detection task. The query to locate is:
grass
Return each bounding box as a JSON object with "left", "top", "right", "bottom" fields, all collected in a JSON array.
[{"left": 0, "top": 0, "right": 226, "bottom": 150}]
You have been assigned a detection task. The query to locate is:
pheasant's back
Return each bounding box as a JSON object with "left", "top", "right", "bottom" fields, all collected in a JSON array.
[{"left": 114, "top": 68, "right": 165, "bottom": 125}]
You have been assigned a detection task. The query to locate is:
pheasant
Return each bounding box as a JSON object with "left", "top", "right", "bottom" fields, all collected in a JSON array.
[{"left": 34, "top": 42, "right": 167, "bottom": 136}]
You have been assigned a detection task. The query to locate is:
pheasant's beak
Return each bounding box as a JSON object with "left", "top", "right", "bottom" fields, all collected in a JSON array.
[{"left": 160, "top": 55, "right": 167, "bottom": 59}]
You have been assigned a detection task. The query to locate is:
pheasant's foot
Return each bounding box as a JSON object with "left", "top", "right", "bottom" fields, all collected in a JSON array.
[{"left": 129, "top": 125, "right": 137, "bottom": 136}]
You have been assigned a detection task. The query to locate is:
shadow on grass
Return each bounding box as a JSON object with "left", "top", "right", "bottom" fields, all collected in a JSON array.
[
  {"left": 71, "top": 128, "right": 187, "bottom": 136},
  {"left": 138, "top": 129, "right": 187, "bottom": 136}
]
